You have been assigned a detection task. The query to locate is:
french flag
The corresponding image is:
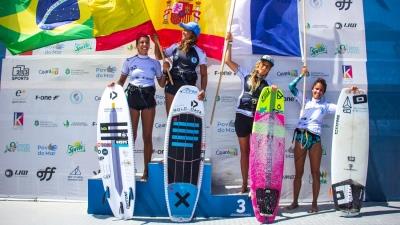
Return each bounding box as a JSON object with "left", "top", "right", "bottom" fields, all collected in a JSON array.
[{"left": 231, "top": 0, "right": 301, "bottom": 57}]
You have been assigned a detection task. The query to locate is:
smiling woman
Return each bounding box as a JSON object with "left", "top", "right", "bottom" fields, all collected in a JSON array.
[{"left": 108, "top": 35, "right": 166, "bottom": 181}]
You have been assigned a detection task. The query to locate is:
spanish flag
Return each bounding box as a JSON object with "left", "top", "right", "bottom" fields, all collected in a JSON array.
[
  {"left": 145, "top": 0, "right": 231, "bottom": 60},
  {"left": 0, "top": 0, "right": 155, "bottom": 55}
]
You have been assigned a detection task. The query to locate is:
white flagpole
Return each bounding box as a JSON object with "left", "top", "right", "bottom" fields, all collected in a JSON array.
[
  {"left": 300, "top": 0, "right": 307, "bottom": 117},
  {"left": 209, "top": 0, "right": 237, "bottom": 125}
]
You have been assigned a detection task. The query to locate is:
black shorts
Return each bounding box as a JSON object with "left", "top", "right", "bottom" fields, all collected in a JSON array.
[
  {"left": 234, "top": 113, "right": 254, "bottom": 137},
  {"left": 164, "top": 82, "right": 185, "bottom": 95},
  {"left": 164, "top": 80, "right": 196, "bottom": 95},
  {"left": 126, "top": 84, "right": 156, "bottom": 110}
]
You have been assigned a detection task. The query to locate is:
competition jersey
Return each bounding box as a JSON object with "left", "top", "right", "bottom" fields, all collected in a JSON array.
[
  {"left": 165, "top": 43, "right": 207, "bottom": 66},
  {"left": 289, "top": 76, "right": 336, "bottom": 135},
  {"left": 235, "top": 66, "right": 269, "bottom": 117},
  {"left": 121, "top": 54, "right": 162, "bottom": 87}
]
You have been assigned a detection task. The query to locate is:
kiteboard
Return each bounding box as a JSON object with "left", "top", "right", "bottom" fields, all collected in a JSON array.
[
  {"left": 163, "top": 85, "right": 205, "bottom": 222},
  {"left": 96, "top": 84, "right": 135, "bottom": 219},
  {"left": 331, "top": 88, "right": 369, "bottom": 216},
  {"left": 249, "top": 86, "right": 285, "bottom": 223}
]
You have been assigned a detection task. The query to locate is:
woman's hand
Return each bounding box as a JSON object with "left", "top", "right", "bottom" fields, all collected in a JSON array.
[
  {"left": 300, "top": 66, "right": 309, "bottom": 77},
  {"left": 226, "top": 32, "right": 233, "bottom": 42},
  {"left": 197, "top": 89, "right": 206, "bottom": 101},
  {"left": 350, "top": 85, "right": 358, "bottom": 93},
  {"left": 107, "top": 82, "right": 115, "bottom": 87}
]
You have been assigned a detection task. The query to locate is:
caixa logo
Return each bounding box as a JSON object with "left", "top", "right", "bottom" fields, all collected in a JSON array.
[{"left": 37, "top": 167, "right": 56, "bottom": 181}]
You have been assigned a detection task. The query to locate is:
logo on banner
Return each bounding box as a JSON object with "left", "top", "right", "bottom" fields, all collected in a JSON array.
[
  {"left": 67, "top": 141, "right": 86, "bottom": 156},
  {"left": 310, "top": 43, "right": 328, "bottom": 57},
  {"left": 70, "top": 90, "right": 83, "bottom": 104},
  {"left": 12, "top": 89, "right": 27, "bottom": 103},
  {"left": 12, "top": 65, "right": 30, "bottom": 80},
  {"left": 335, "top": 44, "right": 360, "bottom": 55},
  {"left": 277, "top": 70, "right": 298, "bottom": 77},
  {"left": 335, "top": 22, "right": 357, "bottom": 29},
  {"left": 37, "top": 167, "right": 56, "bottom": 181},
  {"left": 163, "top": 0, "right": 201, "bottom": 24},
  {"left": 34, "top": 119, "right": 58, "bottom": 128},
  {"left": 215, "top": 147, "right": 238, "bottom": 160},
  {"left": 42, "top": 43, "right": 65, "bottom": 55},
  {"left": 68, "top": 166, "right": 83, "bottom": 181},
  {"left": 74, "top": 40, "right": 93, "bottom": 53},
  {"left": 5, "top": 169, "right": 28, "bottom": 177},
  {"left": 38, "top": 68, "right": 59, "bottom": 76},
  {"left": 63, "top": 120, "right": 89, "bottom": 127},
  {"left": 335, "top": 0, "right": 352, "bottom": 11},
  {"left": 309, "top": 0, "right": 323, "bottom": 8},
  {"left": 4, "top": 142, "right": 30, "bottom": 153},
  {"left": 13, "top": 112, "right": 24, "bottom": 127},
  {"left": 96, "top": 66, "right": 117, "bottom": 78},
  {"left": 35, "top": 95, "right": 60, "bottom": 101},
  {"left": 342, "top": 65, "right": 353, "bottom": 79},
  {"left": 37, "top": 144, "right": 58, "bottom": 156},
  {"left": 216, "top": 120, "right": 235, "bottom": 134}
]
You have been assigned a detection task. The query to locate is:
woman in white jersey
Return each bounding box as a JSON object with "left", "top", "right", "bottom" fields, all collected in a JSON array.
[
  {"left": 225, "top": 32, "right": 278, "bottom": 193},
  {"left": 154, "top": 22, "right": 207, "bottom": 114},
  {"left": 109, "top": 35, "right": 165, "bottom": 181},
  {"left": 286, "top": 67, "right": 357, "bottom": 213}
]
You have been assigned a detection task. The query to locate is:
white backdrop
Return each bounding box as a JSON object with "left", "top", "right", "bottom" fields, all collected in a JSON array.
[{"left": 0, "top": 0, "right": 366, "bottom": 201}]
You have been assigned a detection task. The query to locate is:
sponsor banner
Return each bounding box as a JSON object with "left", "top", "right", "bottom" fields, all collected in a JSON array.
[{"left": 0, "top": 1, "right": 367, "bottom": 201}]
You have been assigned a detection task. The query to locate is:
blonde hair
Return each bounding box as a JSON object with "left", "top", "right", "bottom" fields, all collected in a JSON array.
[
  {"left": 178, "top": 32, "right": 197, "bottom": 53},
  {"left": 247, "top": 61, "right": 265, "bottom": 92}
]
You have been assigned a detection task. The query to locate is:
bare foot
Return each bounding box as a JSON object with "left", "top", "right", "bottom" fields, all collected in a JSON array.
[
  {"left": 140, "top": 173, "right": 148, "bottom": 181},
  {"left": 308, "top": 204, "right": 319, "bottom": 213},
  {"left": 240, "top": 184, "right": 249, "bottom": 194},
  {"left": 285, "top": 203, "right": 299, "bottom": 210}
]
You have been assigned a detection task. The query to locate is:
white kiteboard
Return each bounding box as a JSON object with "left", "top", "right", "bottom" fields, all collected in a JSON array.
[
  {"left": 96, "top": 84, "right": 136, "bottom": 219},
  {"left": 163, "top": 85, "right": 205, "bottom": 222},
  {"left": 331, "top": 88, "right": 369, "bottom": 216}
]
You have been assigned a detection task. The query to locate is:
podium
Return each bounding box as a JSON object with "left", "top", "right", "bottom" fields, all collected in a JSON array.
[{"left": 87, "top": 160, "right": 254, "bottom": 217}]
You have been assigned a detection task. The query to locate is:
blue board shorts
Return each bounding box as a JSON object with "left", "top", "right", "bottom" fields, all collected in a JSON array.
[{"left": 293, "top": 128, "right": 321, "bottom": 150}]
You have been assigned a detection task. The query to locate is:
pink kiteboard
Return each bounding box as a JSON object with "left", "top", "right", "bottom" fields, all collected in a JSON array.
[{"left": 250, "top": 86, "right": 285, "bottom": 223}]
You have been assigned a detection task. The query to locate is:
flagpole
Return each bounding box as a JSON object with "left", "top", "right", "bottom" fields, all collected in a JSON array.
[
  {"left": 154, "top": 38, "right": 174, "bottom": 85},
  {"left": 300, "top": 0, "right": 307, "bottom": 117},
  {"left": 209, "top": 0, "right": 237, "bottom": 125}
]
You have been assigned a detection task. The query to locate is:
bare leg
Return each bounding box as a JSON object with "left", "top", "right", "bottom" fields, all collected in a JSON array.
[
  {"left": 140, "top": 107, "right": 156, "bottom": 181},
  {"left": 129, "top": 109, "right": 140, "bottom": 142},
  {"left": 165, "top": 93, "right": 174, "bottom": 116},
  {"left": 286, "top": 141, "right": 307, "bottom": 210},
  {"left": 238, "top": 136, "right": 250, "bottom": 193},
  {"left": 308, "top": 142, "right": 322, "bottom": 213}
]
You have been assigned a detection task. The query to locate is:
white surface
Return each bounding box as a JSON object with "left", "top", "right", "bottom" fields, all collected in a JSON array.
[
  {"left": 97, "top": 85, "right": 135, "bottom": 219},
  {"left": 331, "top": 88, "right": 369, "bottom": 185}
]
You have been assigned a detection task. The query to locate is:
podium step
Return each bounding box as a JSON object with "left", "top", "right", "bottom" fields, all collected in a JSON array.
[{"left": 87, "top": 161, "right": 254, "bottom": 217}]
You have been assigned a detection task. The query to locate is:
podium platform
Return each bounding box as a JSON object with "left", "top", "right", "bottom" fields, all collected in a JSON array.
[{"left": 87, "top": 160, "right": 254, "bottom": 217}]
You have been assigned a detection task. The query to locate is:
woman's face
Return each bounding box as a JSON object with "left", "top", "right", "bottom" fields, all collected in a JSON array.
[
  {"left": 181, "top": 29, "right": 194, "bottom": 41},
  {"left": 256, "top": 61, "right": 272, "bottom": 77},
  {"left": 312, "top": 82, "right": 325, "bottom": 99},
  {"left": 136, "top": 37, "right": 150, "bottom": 55}
]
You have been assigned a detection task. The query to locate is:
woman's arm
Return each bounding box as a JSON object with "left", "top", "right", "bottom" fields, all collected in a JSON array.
[
  {"left": 288, "top": 66, "right": 308, "bottom": 97},
  {"left": 198, "top": 64, "right": 207, "bottom": 100},
  {"left": 225, "top": 32, "right": 239, "bottom": 72}
]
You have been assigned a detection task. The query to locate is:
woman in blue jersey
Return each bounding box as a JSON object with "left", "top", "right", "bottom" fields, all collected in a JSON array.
[
  {"left": 110, "top": 35, "right": 165, "bottom": 181},
  {"left": 154, "top": 22, "right": 207, "bottom": 114},
  {"left": 286, "top": 67, "right": 357, "bottom": 213},
  {"left": 225, "top": 32, "right": 278, "bottom": 193}
]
